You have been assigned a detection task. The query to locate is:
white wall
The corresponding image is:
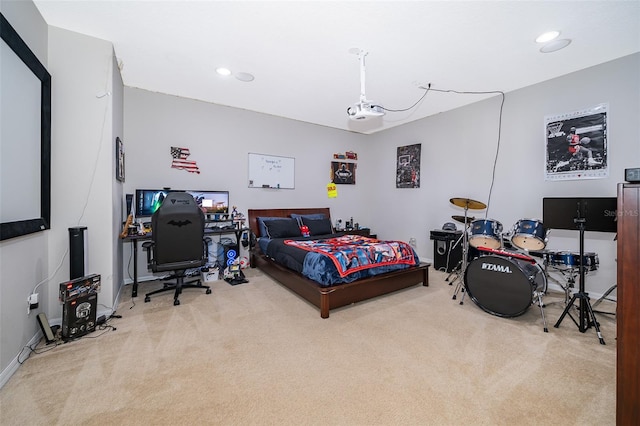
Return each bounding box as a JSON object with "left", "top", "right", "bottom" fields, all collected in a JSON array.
[
  {"left": 0, "top": 0, "right": 51, "bottom": 387},
  {"left": 47, "top": 26, "right": 124, "bottom": 316},
  {"left": 0, "top": 9, "right": 125, "bottom": 386},
  {"left": 123, "top": 88, "right": 371, "bottom": 281},
  {"left": 124, "top": 53, "right": 639, "bottom": 298},
  {"left": 368, "top": 53, "right": 640, "bottom": 296}
]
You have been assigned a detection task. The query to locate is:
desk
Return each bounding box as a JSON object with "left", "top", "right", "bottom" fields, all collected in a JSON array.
[{"left": 123, "top": 226, "right": 249, "bottom": 297}]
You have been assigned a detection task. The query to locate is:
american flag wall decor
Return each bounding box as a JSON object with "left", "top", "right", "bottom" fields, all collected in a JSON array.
[{"left": 170, "top": 146, "right": 200, "bottom": 174}]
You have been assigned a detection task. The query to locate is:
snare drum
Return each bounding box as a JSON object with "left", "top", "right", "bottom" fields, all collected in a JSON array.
[
  {"left": 469, "top": 219, "right": 503, "bottom": 249},
  {"left": 544, "top": 251, "right": 599, "bottom": 271},
  {"left": 511, "top": 219, "right": 548, "bottom": 251}
]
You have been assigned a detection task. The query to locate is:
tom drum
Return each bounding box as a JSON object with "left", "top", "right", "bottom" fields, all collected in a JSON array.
[
  {"left": 511, "top": 219, "right": 548, "bottom": 251},
  {"left": 469, "top": 219, "right": 503, "bottom": 250}
]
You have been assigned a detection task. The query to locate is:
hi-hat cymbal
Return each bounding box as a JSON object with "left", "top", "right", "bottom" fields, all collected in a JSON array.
[
  {"left": 450, "top": 197, "right": 487, "bottom": 210},
  {"left": 452, "top": 215, "right": 475, "bottom": 224}
]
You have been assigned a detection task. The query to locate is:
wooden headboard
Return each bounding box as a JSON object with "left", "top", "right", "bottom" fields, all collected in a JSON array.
[{"left": 247, "top": 208, "right": 331, "bottom": 237}]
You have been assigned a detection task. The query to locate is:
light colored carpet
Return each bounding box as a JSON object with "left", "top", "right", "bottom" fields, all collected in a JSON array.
[{"left": 0, "top": 268, "right": 616, "bottom": 425}]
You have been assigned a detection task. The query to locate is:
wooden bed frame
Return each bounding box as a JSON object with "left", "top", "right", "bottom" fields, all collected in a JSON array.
[{"left": 248, "top": 208, "right": 430, "bottom": 318}]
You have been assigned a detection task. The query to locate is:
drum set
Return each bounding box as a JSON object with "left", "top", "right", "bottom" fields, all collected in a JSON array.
[{"left": 446, "top": 197, "right": 600, "bottom": 333}]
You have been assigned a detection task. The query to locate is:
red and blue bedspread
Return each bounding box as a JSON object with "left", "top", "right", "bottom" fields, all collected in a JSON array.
[{"left": 262, "top": 234, "right": 419, "bottom": 286}]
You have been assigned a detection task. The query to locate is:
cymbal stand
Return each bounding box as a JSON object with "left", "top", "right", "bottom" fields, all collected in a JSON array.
[
  {"left": 445, "top": 233, "right": 464, "bottom": 281},
  {"left": 449, "top": 210, "right": 471, "bottom": 305}
]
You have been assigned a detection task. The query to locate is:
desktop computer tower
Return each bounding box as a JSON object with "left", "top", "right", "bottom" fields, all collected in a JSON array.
[
  {"left": 221, "top": 240, "right": 239, "bottom": 267},
  {"left": 216, "top": 238, "right": 239, "bottom": 267}
]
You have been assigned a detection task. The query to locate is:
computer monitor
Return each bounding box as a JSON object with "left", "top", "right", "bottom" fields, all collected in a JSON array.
[
  {"left": 134, "top": 189, "right": 230, "bottom": 218},
  {"left": 186, "top": 190, "right": 229, "bottom": 215},
  {"left": 135, "top": 189, "right": 169, "bottom": 217}
]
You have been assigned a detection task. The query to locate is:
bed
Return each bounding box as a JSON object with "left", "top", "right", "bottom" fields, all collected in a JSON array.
[{"left": 248, "top": 208, "right": 430, "bottom": 318}]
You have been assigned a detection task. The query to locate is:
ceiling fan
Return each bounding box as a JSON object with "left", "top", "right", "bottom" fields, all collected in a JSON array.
[{"left": 346, "top": 48, "right": 385, "bottom": 121}]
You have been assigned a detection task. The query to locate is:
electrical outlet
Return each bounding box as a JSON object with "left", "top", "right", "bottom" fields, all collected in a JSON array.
[{"left": 28, "top": 293, "right": 39, "bottom": 311}]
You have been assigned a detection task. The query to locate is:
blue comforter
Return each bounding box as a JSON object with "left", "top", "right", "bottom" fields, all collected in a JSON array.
[{"left": 261, "top": 234, "right": 420, "bottom": 286}]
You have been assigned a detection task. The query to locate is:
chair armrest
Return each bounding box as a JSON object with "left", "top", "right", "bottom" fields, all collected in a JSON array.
[
  {"left": 203, "top": 237, "right": 212, "bottom": 260},
  {"left": 142, "top": 241, "right": 154, "bottom": 265}
]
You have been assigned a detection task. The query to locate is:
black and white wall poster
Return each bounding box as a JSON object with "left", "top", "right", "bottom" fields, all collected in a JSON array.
[
  {"left": 545, "top": 104, "right": 608, "bottom": 181},
  {"left": 396, "top": 143, "right": 421, "bottom": 188}
]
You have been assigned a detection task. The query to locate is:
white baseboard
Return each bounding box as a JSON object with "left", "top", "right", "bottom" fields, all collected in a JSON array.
[
  {"left": 0, "top": 284, "right": 126, "bottom": 391},
  {"left": 0, "top": 330, "right": 42, "bottom": 390}
]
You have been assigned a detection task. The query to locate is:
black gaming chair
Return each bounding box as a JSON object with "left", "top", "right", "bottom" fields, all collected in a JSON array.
[{"left": 143, "top": 191, "right": 211, "bottom": 305}]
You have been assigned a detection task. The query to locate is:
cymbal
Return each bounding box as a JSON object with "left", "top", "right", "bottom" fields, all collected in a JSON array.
[
  {"left": 452, "top": 215, "right": 475, "bottom": 224},
  {"left": 450, "top": 197, "right": 487, "bottom": 210}
]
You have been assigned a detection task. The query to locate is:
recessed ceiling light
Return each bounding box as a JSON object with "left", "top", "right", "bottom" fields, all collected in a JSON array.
[
  {"left": 536, "top": 31, "right": 560, "bottom": 43},
  {"left": 216, "top": 67, "right": 232, "bottom": 76},
  {"left": 235, "top": 72, "right": 255, "bottom": 82},
  {"left": 540, "top": 39, "right": 572, "bottom": 53}
]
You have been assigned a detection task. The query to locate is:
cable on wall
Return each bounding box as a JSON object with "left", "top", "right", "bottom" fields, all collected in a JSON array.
[
  {"left": 28, "top": 56, "right": 114, "bottom": 306},
  {"left": 377, "top": 84, "right": 505, "bottom": 217},
  {"left": 426, "top": 87, "right": 506, "bottom": 218}
]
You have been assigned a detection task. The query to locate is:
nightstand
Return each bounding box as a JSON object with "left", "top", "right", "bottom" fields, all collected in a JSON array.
[{"left": 342, "top": 228, "right": 377, "bottom": 239}]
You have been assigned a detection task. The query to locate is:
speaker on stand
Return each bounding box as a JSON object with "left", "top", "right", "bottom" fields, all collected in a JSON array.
[{"left": 69, "top": 226, "right": 88, "bottom": 280}]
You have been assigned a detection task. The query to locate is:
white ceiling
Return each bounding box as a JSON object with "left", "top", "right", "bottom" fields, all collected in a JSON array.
[{"left": 33, "top": 1, "right": 640, "bottom": 134}]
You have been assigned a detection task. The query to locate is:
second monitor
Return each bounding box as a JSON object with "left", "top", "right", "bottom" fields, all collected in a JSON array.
[{"left": 135, "top": 189, "right": 229, "bottom": 218}]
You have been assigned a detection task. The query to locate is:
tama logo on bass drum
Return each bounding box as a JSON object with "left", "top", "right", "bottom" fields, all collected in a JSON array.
[{"left": 481, "top": 262, "right": 512, "bottom": 273}]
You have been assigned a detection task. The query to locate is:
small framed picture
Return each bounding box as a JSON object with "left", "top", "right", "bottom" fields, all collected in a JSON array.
[{"left": 116, "top": 137, "right": 125, "bottom": 182}]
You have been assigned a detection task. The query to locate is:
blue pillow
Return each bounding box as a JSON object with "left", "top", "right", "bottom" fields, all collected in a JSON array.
[
  {"left": 290, "top": 213, "right": 327, "bottom": 226},
  {"left": 257, "top": 216, "right": 289, "bottom": 238},
  {"left": 301, "top": 217, "right": 333, "bottom": 236},
  {"left": 263, "top": 218, "right": 302, "bottom": 239}
]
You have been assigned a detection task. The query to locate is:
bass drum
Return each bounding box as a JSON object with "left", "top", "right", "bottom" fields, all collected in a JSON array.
[{"left": 464, "top": 255, "right": 547, "bottom": 318}]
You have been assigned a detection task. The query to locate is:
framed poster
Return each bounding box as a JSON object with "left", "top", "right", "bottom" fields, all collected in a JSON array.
[
  {"left": 331, "top": 161, "right": 355, "bottom": 184},
  {"left": 396, "top": 143, "right": 421, "bottom": 188},
  {"left": 116, "top": 137, "right": 125, "bottom": 182},
  {"left": 544, "top": 104, "right": 608, "bottom": 181}
]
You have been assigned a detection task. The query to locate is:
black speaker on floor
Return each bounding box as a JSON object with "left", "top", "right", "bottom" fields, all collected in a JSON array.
[
  {"left": 62, "top": 292, "right": 97, "bottom": 340},
  {"left": 430, "top": 230, "right": 463, "bottom": 273},
  {"left": 69, "top": 226, "right": 87, "bottom": 279}
]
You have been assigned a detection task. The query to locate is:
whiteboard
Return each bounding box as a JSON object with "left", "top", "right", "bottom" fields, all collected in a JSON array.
[{"left": 248, "top": 153, "right": 295, "bottom": 189}]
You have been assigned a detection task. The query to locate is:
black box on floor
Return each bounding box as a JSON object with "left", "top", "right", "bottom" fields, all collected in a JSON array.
[
  {"left": 62, "top": 292, "right": 97, "bottom": 340},
  {"left": 430, "top": 230, "right": 463, "bottom": 273},
  {"left": 59, "top": 273, "right": 101, "bottom": 302}
]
